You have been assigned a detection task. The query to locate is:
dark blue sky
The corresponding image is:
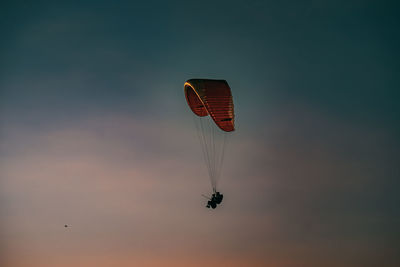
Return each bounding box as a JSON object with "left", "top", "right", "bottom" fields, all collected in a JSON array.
[
  {"left": 1, "top": 1, "right": 399, "bottom": 266},
  {"left": 2, "top": 1, "right": 399, "bottom": 124}
]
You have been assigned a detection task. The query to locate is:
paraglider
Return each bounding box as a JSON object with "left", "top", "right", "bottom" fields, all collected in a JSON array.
[
  {"left": 205, "top": 191, "right": 224, "bottom": 209},
  {"left": 203, "top": 191, "right": 224, "bottom": 209},
  {"left": 184, "top": 79, "right": 235, "bottom": 209}
]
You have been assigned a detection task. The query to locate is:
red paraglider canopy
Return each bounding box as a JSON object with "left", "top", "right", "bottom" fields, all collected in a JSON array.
[{"left": 184, "top": 79, "right": 235, "bottom": 132}]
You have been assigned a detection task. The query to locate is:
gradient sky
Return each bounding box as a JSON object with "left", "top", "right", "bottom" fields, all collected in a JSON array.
[{"left": 1, "top": 1, "right": 399, "bottom": 266}]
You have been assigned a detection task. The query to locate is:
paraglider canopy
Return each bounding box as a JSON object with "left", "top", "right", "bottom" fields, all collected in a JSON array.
[
  {"left": 184, "top": 79, "right": 235, "bottom": 192},
  {"left": 184, "top": 79, "right": 235, "bottom": 132}
]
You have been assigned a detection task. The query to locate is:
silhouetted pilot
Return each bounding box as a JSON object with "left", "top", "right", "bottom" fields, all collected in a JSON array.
[
  {"left": 206, "top": 198, "right": 217, "bottom": 209},
  {"left": 215, "top": 192, "right": 223, "bottom": 204},
  {"left": 206, "top": 192, "right": 223, "bottom": 209}
]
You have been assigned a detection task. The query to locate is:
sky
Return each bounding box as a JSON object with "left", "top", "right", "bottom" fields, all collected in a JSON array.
[{"left": 1, "top": 1, "right": 399, "bottom": 266}]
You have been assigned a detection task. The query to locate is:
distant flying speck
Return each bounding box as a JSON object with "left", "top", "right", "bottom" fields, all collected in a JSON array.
[{"left": 64, "top": 225, "right": 68, "bottom": 228}]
